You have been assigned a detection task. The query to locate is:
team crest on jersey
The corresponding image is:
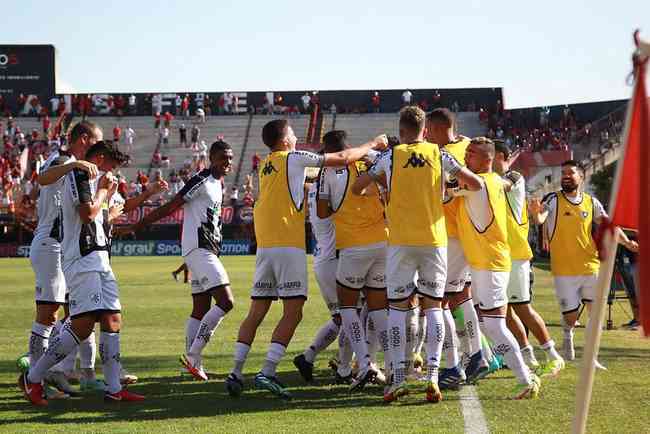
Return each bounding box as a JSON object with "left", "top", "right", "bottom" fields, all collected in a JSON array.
[
  {"left": 403, "top": 152, "right": 432, "bottom": 168},
  {"left": 261, "top": 161, "right": 278, "bottom": 176},
  {"left": 581, "top": 211, "right": 589, "bottom": 219}
]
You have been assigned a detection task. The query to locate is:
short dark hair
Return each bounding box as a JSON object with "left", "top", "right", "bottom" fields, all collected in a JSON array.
[
  {"left": 86, "top": 140, "right": 130, "bottom": 166},
  {"left": 262, "top": 119, "right": 288, "bottom": 148},
  {"left": 322, "top": 130, "right": 347, "bottom": 153},
  {"left": 493, "top": 140, "right": 510, "bottom": 159},
  {"left": 210, "top": 139, "right": 232, "bottom": 157},
  {"left": 562, "top": 159, "right": 584, "bottom": 174},
  {"left": 426, "top": 108, "right": 455, "bottom": 129},
  {"left": 399, "top": 106, "right": 426, "bottom": 133},
  {"left": 69, "top": 121, "right": 99, "bottom": 144},
  {"left": 470, "top": 136, "right": 496, "bottom": 158}
]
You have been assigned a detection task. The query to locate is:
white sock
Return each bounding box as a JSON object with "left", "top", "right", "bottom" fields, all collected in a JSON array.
[
  {"left": 520, "top": 344, "right": 538, "bottom": 367},
  {"left": 415, "top": 314, "right": 426, "bottom": 355},
  {"left": 442, "top": 308, "right": 460, "bottom": 368},
  {"left": 424, "top": 308, "right": 444, "bottom": 383},
  {"left": 478, "top": 317, "right": 494, "bottom": 366},
  {"left": 461, "top": 300, "right": 482, "bottom": 356},
  {"left": 482, "top": 316, "right": 531, "bottom": 384},
  {"left": 29, "top": 322, "right": 53, "bottom": 365},
  {"left": 232, "top": 341, "right": 251, "bottom": 379},
  {"left": 304, "top": 319, "right": 339, "bottom": 363},
  {"left": 405, "top": 307, "right": 420, "bottom": 368},
  {"left": 28, "top": 328, "right": 79, "bottom": 384},
  {"left": 186, "top": 317, "right": 201, "bottom": 354},
  {"left": 261, "top": 342, "right": 286, "bottom": 378},
  {"left": 365, "top": 311, "right": 379, "bottom": 365},
  {"left": 58, "top": 346, "right": 78, "bottom": 373},
  {"left": 388, "top": 307, "right": 407, "bottom": 384},
  {"left": 541, "top": 339, "right": 562, "bottom": 361},
  {"left": 79, "top": 331, "right": 96, "bottom": 369},
  {"left": 337, "top": 330, "right": 353, "bottom": 377},
  {"left": 189, "top": 306, "right": 226, "bottom": 357},
  {"left": 368, "top": 309, "right": 390, "bottom": 374},
  {"left": 340, "top": 307, "right": 370, "bottom": 373},
  {"left": 99, "top": 332, "right": 121, "bottom": 394}
]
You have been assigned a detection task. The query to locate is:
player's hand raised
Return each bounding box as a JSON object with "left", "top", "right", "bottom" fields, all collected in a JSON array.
[
  {"left": 528, "top": 198, "right": 543, "bottom": 215},
  {"left": 99, "top": 171, "right": 117, "bottom": 190},
  {"left": 74, "top": 160, "right": 98, "bottom": 179},
  {"left": 108, "top": 204, "right": 124, "bottom": 222},
  {"left": 373, "top": 134, "right": 388, "bottom": 151},
  {"left": 150, "top": 179, "right": 169, "bottom": 194}
]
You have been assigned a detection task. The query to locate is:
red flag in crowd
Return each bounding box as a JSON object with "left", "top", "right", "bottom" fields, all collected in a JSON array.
[{"left": 611, "top": 35, "right": 650, "bottom": 336}]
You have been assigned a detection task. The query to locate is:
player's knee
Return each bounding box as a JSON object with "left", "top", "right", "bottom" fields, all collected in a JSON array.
[{"left": 218, "top": 295, "right": 234, "bottom": 313}]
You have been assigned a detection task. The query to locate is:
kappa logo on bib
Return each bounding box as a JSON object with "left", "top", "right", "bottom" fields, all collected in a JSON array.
[{"left": 581, "top": 211, "right": 589, "bottom": 219}]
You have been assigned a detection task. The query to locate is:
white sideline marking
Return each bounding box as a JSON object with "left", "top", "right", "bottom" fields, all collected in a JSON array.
[{"left": 460, "top": 385, "right": 490, "bottom": 434}]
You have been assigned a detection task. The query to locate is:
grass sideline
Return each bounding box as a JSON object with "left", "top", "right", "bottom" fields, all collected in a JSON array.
[{"left": 0, "top": 256, "right": 648, "bottom": 434}]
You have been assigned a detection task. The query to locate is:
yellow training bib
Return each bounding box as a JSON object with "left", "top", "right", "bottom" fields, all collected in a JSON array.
[
  {"left": 442, "top": 137, "right": 470, "bottom": 238},
  {"left": 386, "top": 142, "right": 447, "bottom": 247},
  {"left": 253, "top": 151, "right": 305, "bottom": 249}
]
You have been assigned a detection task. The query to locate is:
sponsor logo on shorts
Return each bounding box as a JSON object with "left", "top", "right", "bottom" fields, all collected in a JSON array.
[
  {"left": 254, "top": 281, "right": 273, "bottom": 289},
  {"left": 280, "top": 281, "right": 302, "bottom": 290},
  {"left": 70, "top": 299, "right": 77, "bottom": 307},
  {"left": 420, "top": 280, "right": 442, "bottom": 290},
  {"left": 393, "top": 286, "right": 407, "bottom": 294},
  {"left": 90, "top": 293, "right": 100, "bottom": 304},
  {"left": 372, "top": 275, "right": 385, "bottom": 284},
  {"left": 191, "top": 279, "right": 200, "bottom": 286}
]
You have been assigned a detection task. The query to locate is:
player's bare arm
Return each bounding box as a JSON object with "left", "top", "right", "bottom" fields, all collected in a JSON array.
[
  {"left": 121, "top": 194, "right": 185, "bottom": 234},
  {"left": 322, "top": 135, "right": 388, "bottom": 167},
  {"left": 79, "top": 172, "right": 113, "bottom": 224},
  {"left": 38, "top": 160, "right": 98, "bottom": 186},
  {"left": 123, "top": 180, "right": 169, "bottom": 213}
]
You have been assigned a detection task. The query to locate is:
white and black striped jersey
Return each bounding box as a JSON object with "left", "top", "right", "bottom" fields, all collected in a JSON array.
[
  {"left": 307, "top": 182, "right": 335, "bottom": 266},
  {"left": 32, "top": 151, "right": 76, "bottom": 244},
  {"left": 61, "top": 168, "right": 110, "bottom": 272},
  {"left": 179, "top": 169, "right": 224, "bottom": 257}
]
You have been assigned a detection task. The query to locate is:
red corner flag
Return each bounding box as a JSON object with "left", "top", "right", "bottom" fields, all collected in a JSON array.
[{"left": 610, "top": 43, "right": 649, "bottom": 336}]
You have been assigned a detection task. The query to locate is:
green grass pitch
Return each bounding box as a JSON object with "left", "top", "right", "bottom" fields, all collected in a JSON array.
[{"left": 1, "top": 256, "right": 649, "bottom": 433}]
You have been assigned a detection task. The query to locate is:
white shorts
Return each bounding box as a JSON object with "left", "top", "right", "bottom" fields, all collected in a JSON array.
[
  {"left": 336, "top": 243, "right": 386, "bottom": 290},
  {"left": 507, "top": 260, "right": 531, "bottom": 304},
  {"left": 251, "top": 247, "right": 308, "bottom": 300},
  {"left": 314, "top": 257, "right": 339, "bottom": 315},
  {"left": 470, "top": 268, "right": 509, "bottom": 311},
  {"left": 65, "top": 268, "right": 121, "bottom": 317},
  {"left": 553, "top": 274, "right": 597, "bottom": 313},
  {"left": 30, "top": 241, "right": 67, "bottom": 304},
  {"left": 185, "top": 248, "right": 230, "bottom": 295},
  {"left": 387, "top": 246, "right": 447, "bottom": 301},
  {"left": 445, "top": 238, "right": 469, "bottom": 294}
]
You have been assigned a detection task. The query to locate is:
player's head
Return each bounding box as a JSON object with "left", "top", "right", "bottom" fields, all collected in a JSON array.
[
  {"left": 492, "top": 140, "right": 511, "bottom": 175},
  {"left": 262, "top": 119, "right": 296, "bottom": 150},
  {"left": 85, "top": 140, "right": 130, "bottom": 172},
  {"left": 561, "top": 159, "right": 584, "bottom": 193},
  {"left": 322, "top": 130, "right": 347, "bottom": 153},
  {"left": 399, "top": 106, "right": 426, "bottom": 143},
  {"left": 465, "top": 137, "right": 495, "bottom": 174},
  {"left": 425, "top": 108, "right": 455, "bottom": 145},
  {"left": 209, "top": 139, "right": 233, "bottom": 177},
  {"left": 69, "top": 121, "right": 103, "bottom": 154}
]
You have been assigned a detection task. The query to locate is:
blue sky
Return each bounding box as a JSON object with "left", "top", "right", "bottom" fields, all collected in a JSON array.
[{"left": 4, "top": 0, "right": 648, "bottom": 108}]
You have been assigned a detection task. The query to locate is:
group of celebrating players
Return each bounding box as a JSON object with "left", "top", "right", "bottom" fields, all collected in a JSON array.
[{"left": 17, "top": 106, "right": 639, "bottom": 406}]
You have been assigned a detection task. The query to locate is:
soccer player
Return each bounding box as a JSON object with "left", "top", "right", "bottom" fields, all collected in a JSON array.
[
  {"left": 355, "top": 106, "right": 482, "bottom": 403},
  {"left": 315, "top": 130, "right": 389, "bottom": 391},
  {"left": 529, "top": 160, "right": 637, "bottom": 364},
  {"left": 20, "top": 140, "right": 144, "bottom": 405},
  {"left": 492, "top": 142, "right": 565, "bottom": 376},
  {"left": 119, "top": 140, "right": 234, "bottom": 381},
  {"left": 293, "top": 161, "right": 351, "bottom": 383},
  {"left": 22, "top": 121, "right": 100, "bottom": 397},
  {"left": 425, "top": 108, "right": 486, "bottom": 388},
  {"left": 456, "top": 137, "right": 540, "bottom": 399},
  {"left": 225, "top": 119, "right": 386, "bottom": 399}
]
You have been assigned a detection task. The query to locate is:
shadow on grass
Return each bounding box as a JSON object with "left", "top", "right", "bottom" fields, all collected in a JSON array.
[{"left": 0, "top": 355, "right": 391, "bottom": 426}]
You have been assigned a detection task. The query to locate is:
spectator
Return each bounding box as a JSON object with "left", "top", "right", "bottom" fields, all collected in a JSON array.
[
  {"left": 181, "top": 95, "right": 190, "bottom": 118},
  {"left": 262, "top": 95, "right": 272, "bottom": 115},
  {"left": 128, "top": 94, "right": 137, "bottom": 114},
  {"left": 49, "top": 95, "right": 60, "bottom": 114},
  {"left": 197, "top": 140, "right": 207, "bottom": 158},
  {"left": 401, "top": 89, "right": 413, "bottom": 106},
  {"left": 169, "top": 170, "right": 185, "bottom": 195},
  {"left": 154, "top": 112, "right": 161, "bottom": 129},
  {"left": 42, "top": 115, "right": 51, "bottom": 136},
  {"left": 371, "top": 91, "right": 380, "bottom": 113},
  {"left": 252, "top": 152, "right": 261, "bottom": 174},
  {"left": 301, "top": 92, "right": 311, "bottom": 113},
  {"left": 432, "top": 90, "right": 441, "bottom": 108},
  {"left": 163, "top": 111, "right": 174, "bottom": 128},
  {"left": 274, "top": 93, "right": 284, "bottom": 113},
  {"left": 451, "top": 100, "right": 460, "bottom": 113},
  {"left": 124, "top": 125, "right": 136, "bottom": 152},
  {"left": 330, "top": 104, "right": 337, "bottom": 114},
  {"left": 179, "top": 123, "right": 188, "bottom": 147},
  {"left": 162, "top": 127, "right": 170, "bottom": 147},
  {"left": 152, "top": 151, "right": 162, "bottom": 167},
  {"left": 190, "top": 124, "right": 200, "bottom": 149},
  {"left": 218, "top": 93, "right": 226, "bottom": 115},
  {"left": 196, "top": 108, "right": 206, "bottom": 123},
  {"left": 229, "top": 185, "right": 239, "bottom": 205},
  {"left": 231, "top": 93, "right": 239, "bottom": 114},
  {"left": 113, "top": 125, "right": 122, "bottom": 144}
]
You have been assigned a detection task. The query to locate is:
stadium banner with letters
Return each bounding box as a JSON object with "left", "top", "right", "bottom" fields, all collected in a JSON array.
[
  {"left": 112, "top": 205, "right": 246, "bottom": 226},
  {"left": 108, "top": 240, "right": 250, "bottom": 257},
  {"left": 0, "top": 45, "right": 55, "bottom": 108}
]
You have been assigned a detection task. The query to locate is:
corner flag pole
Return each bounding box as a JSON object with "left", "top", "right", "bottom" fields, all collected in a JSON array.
[{"left": 572, "top": 30, "right": 648, "bottom": 434}]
